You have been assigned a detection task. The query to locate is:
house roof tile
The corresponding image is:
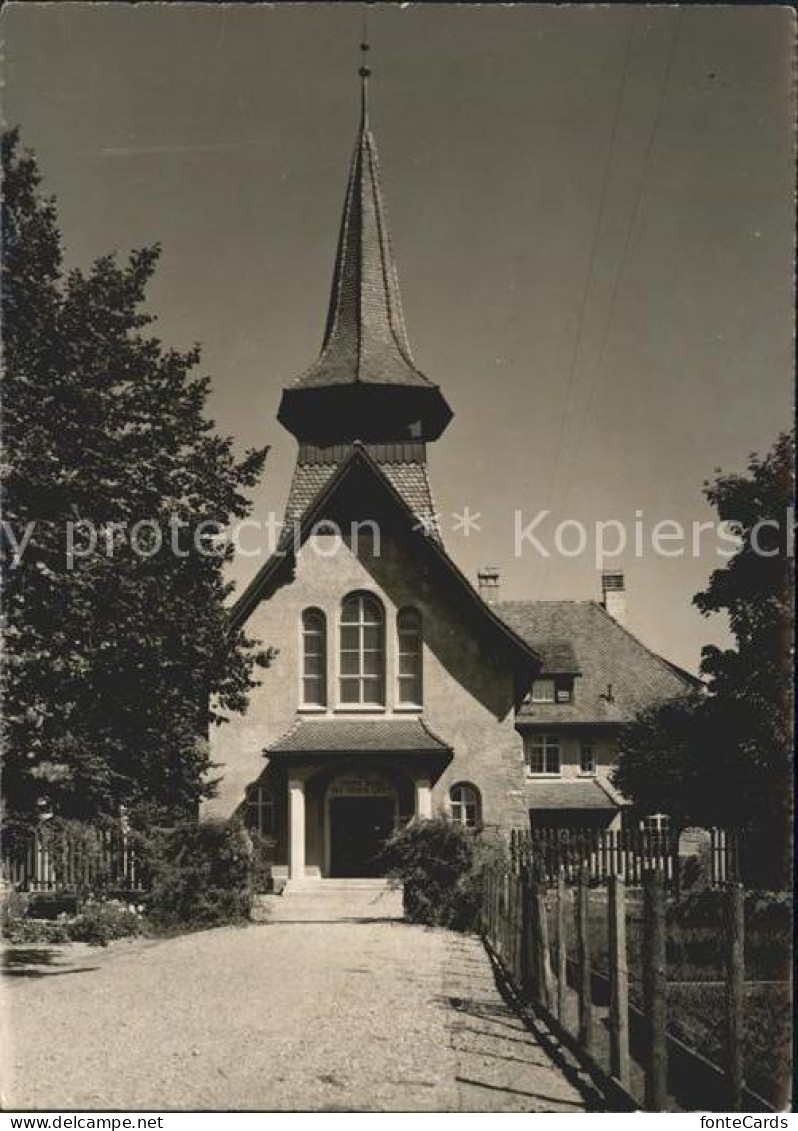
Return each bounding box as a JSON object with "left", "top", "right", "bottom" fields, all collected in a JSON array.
[{"left": 498, "top": 600, "right": 699, "bottom": 726}]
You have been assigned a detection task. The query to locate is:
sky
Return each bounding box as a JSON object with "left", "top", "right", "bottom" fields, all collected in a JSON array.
[{"left": 2, "top": 3, "right": 794, "bottom": 672}]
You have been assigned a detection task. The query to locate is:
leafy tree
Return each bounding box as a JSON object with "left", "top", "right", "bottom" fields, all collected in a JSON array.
[
  {"left": 614, "top": 432, "right": 793, "bottom": 887},
  {"left": 2, "top": 129, "right": 271, "bottom": 822}
]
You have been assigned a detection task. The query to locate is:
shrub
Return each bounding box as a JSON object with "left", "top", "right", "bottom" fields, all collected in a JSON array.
[
  {"left": 1, "top": 888, "right": 30, "bottom": 935},
  {"left": 4, "top": 918, "right": 72, "bottom": 944},
  {"left": 2, "top": 893, "right": 72, "bottom": 944},
  {"left": 381, "top": 818, "right": 506, "bottom": 932},
  {"left": 67, "top": 900, "right": 144, "bottom": 946},
  {"left": 136, "top": 819, "right": 263, "bottom": 931}
]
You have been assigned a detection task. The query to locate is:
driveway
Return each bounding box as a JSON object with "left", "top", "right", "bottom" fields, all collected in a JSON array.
[{"left": 3, "top": 922, "right": 598, "bottom": 1111}]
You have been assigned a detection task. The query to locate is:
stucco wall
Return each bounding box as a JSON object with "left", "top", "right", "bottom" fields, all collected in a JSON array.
[
  {"left": 521, "top": 730, "right": 619, "bottom": 780},
  {"left": 206, "top": 522, "right": 530, "bottom": 842}
]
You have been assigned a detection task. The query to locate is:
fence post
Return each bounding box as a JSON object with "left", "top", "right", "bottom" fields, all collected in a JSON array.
[
  {"left": 502, "top": 868, "right": 511, "bottom": 962},
  {"left": 557, "top": 868, "right": 568, "bottom": 1024},
  {"left": 506, "top": 864, "right": 515, "bottom": 968},
  {"left": 512, "top": 869, "right": 523, "bottom": 984},
  {"left": 724, "top": 882, "right": 745, "bottom": 1110},
  {"left": 576, "top": 868, "right": 593, "bottom": 1053},
  {"left": 496, "top": 868, "right": 504, "bottom": 958},
  {"left": 535, "top": 879, "right": 555, "bottom": 1011},
  {"left": 643, "top": 869, "right": 667, "bottom": 1111},
  {"left": 520, "top": 864, "right": 533, "bottom": 993},
  {"left": 608, "top": 873, "right": 630, "bottom": 1088},
  {"left": 482, "top": 867, "right": 491, "bottom": 938}
]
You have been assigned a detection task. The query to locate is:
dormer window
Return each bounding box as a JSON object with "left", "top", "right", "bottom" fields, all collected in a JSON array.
[
  {"left": 555, "top": 678, "right": 574, "bottom": 703},
  {"left": 531, "top": 678, "right": 555, "bottom": 703},
  {"left": 531, "top": 677, "right": 573, "bottom": 704}
]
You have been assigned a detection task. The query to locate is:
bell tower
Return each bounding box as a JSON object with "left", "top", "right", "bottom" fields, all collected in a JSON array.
[{"left": 277, "top": 46, "right": 453, "bottom": 538}]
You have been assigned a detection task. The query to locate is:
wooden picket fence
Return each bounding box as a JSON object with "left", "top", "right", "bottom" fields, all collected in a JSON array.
[
  {"left": 481, "top": 848, "right": 772, "bottom": 1112},
  {"left": 2, "top": 824, "right": 144, "bottom": 893},
  {"left": 516, "top": 827, "right": 739, "bottom": 888}
]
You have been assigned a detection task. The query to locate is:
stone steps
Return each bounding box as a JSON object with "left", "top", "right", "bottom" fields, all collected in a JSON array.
[{"left": 253, "top": 878, "right": 404, "bottom": 923}]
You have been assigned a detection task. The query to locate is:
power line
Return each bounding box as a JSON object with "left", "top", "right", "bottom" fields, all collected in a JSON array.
[
  {"left": 528, "top": 13, "right": 637, "bottom": 598},
  {"left": 537, "top": 9, "right": 683, "bottom": 599}
]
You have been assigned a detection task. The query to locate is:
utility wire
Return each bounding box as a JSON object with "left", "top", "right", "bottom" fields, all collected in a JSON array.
[
  {"left": 537, "top": 9, "right": 683, "bottom": 599},
  {"left": 529, "top": 14, "right": 637, "bottom": 597}
]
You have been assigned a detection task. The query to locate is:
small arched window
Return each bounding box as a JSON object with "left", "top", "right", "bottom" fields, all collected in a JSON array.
[
  {"left": 301, "top": 608, "right": 327, "bottom": 707},
  {"left": 245, "top": 784, "right": 275, "bottom": 837},
  {"left": 397, "top": 607, "right": 423, "bottom": 706},
  {"left": 450, "top": 783, "right": 481, "bottom": 829},
  {"left": 340, "top": 592, "right": 385, "bottom": 706}
]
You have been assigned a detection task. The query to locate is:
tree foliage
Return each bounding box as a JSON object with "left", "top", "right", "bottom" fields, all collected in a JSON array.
[
  {"left": 614, "top": 432, "right": 793, "bottom": 886},
  {"left": 381, "top": 818, "right": 507, "bottom": 931},
  {"left": 2, "top": 129, "right": 271, "bottom": 821}
]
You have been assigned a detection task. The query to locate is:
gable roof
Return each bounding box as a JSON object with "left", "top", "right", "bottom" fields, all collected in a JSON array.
[
  {"left": 229, "top": 444, "right": 540, "bottom": 671},
  {"left": 497, "top": 599, "right": 701, "bottom": 725}
]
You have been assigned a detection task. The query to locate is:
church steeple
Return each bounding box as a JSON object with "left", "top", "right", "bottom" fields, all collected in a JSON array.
[{"left": 277, "top": 47, "right": 453, "bottom": 445}]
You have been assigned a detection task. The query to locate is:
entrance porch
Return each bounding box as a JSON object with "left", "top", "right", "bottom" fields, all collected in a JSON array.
[{"left": 260, "top": 717, "right": 452, "bottom": 881}]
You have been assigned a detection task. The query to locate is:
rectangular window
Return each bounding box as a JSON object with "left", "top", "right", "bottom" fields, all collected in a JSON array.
[
  {"left": 397, "top": 608, "right": 423, "bottom": 706},
  {"left": 526, "top": 734, "right": 561, "bottom": 776},
  {"left": 301, "top": 609, "right": 327, "bottom": 707},
  {"left": 245, "top": 786, "right": 275, "bottom": 837},
  {"left": 531, "top": 678, "right": 555, "bottom": 703},
  {"left": 579, "top": 743, "right": 596, "bottom": 775},
  {"left": 556, "top": 679, "right": 574, "bottom": 703},
  {"left": 641, "top": 814, "right": 670, "bottom": 834}
]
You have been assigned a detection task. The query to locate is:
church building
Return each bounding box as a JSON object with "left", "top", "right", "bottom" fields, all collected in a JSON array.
[{"left": 207, "top": 60, "right": 696, "bottom": 882}]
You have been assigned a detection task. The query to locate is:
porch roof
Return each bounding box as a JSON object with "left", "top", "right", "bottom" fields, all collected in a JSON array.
[
  {"left": 527, "top": 779, "right": 623, "bottom": 812},
  {"left": 266, "top": 717, "right": 452, "bottom": 756}
]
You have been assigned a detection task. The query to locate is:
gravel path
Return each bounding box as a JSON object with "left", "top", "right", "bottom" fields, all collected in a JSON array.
[{"left": 3, "top": 923, "right": 596, "bottom": 1111}]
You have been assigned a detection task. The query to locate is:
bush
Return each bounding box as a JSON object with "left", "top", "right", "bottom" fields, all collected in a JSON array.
[
  {"left": 381, "top": 818, "right": 506, "bottom": 932},
  {"left": 1, "top": 890, "right": 66, "bottom": 943},
  {"left": 67, "top": 900, "right": 144, "bottom": 946},
  {"left": 5, "top": 918, "right": 72, "bottom": 944},
  {"left": 136, "top": 819, "right": 264, "bottom": 931}
]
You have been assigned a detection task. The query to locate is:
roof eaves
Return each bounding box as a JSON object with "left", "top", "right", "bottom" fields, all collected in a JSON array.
[{"left": 417, "top": 716, "right": 453, "bottom": 752}]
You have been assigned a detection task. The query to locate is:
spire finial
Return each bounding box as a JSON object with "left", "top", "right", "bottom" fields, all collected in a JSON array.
[
  {"left": 358, "top": 34, "right": 371, "bottom": 121},
  {"left": 359, "top": 39, "right": 371, "bottom": 79}
]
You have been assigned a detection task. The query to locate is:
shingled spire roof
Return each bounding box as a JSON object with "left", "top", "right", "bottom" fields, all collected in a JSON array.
[
  {"left": 278, "top": 53, "right": 453, "bottom": 444},
  {"left": 300, "top": 67, "right": 426, "bottom": 389}
]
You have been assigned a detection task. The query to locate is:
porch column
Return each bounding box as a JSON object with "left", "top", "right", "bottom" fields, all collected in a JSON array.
[
  {"left": 415, "top": 777, "right": 433, "bottom": 820},
  {"left": 288, "top": 777, "right": 306, "bottom": 880}
]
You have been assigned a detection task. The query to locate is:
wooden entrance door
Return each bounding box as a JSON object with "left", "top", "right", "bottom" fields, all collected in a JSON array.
[{"left": 329, "top": 796, "right": 395, "bottom": 878}]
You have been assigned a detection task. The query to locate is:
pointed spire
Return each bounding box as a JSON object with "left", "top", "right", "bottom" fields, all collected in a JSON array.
[
  {"left": 278, "top": 46, "right": 453, "bottom": 444},
  {"left": 293, "top": 45, "right": 426, "bottom": 388}
]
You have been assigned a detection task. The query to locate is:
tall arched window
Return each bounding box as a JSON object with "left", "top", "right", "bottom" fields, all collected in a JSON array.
[
  {"left": 340, "top": 592, "right": 385, "bottom": 706},
  {"left": 301, "top": 608, "right": 327, "bottom": 707},
  {"left": 397, "top": 607, "right": 423, "bottom": 706},
  {"left": 450, "top": 783, "right": 481, "bottom": 829}
]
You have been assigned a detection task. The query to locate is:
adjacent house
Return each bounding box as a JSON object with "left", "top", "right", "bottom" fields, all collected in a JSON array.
[{"left": 206, "top": 64, "right": 697, "bottom": 881}]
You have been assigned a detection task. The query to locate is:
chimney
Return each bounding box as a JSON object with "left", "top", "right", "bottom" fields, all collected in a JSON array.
[
  {"left": 477, "top": 565, "right": 501, "bottom": 605},
  {"left": 601, "top": 571, "right": 626, "bottom": 625}
]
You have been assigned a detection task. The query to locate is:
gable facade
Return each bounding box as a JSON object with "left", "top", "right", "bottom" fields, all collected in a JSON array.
[{"left": 209, "top": 502, "right": 534, "bottom": 878}]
